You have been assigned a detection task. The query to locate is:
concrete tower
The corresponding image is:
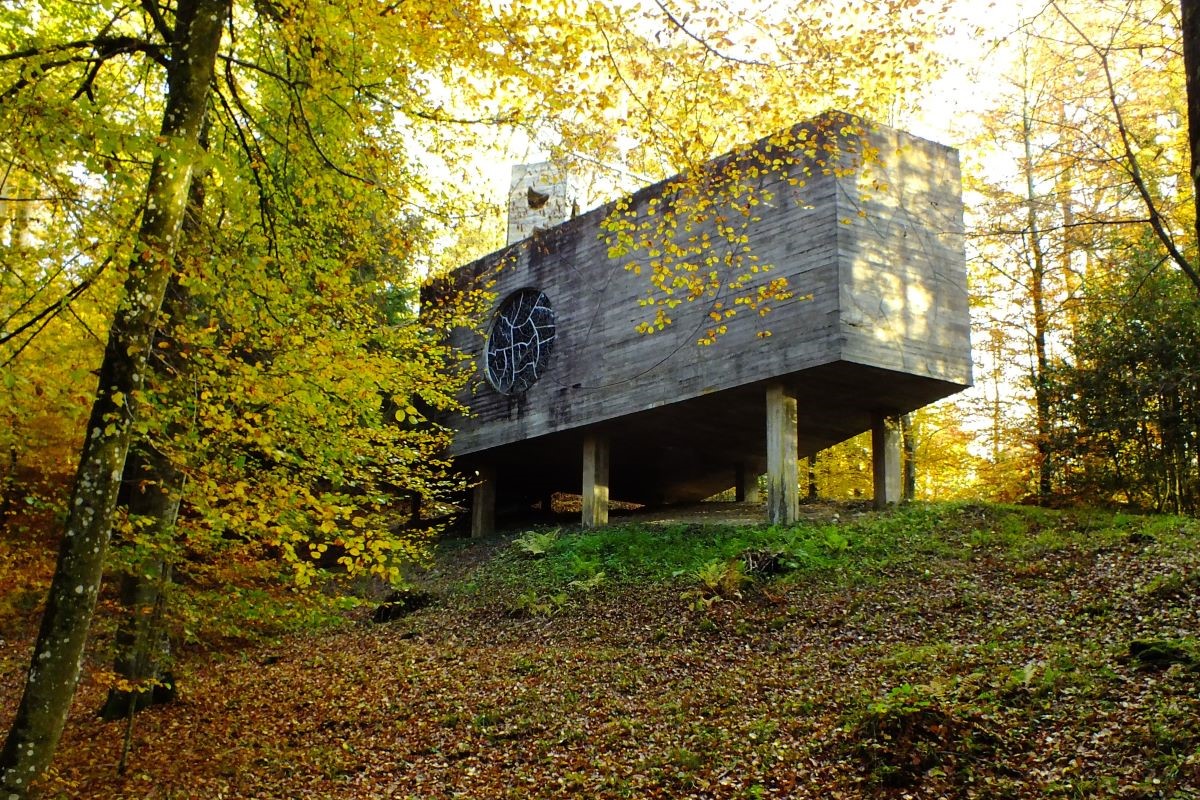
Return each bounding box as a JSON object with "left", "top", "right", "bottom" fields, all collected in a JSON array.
[{"left": 505, "top": 162, "right": 579, "bottom": 246}]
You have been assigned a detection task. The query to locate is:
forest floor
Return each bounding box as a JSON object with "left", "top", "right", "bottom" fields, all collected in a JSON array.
[{"left": 2, "top": 502, "right": 1199, "bottom": 799}]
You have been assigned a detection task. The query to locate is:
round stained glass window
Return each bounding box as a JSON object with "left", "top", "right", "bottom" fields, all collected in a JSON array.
[{"left": 485, "top": 289, "right": 556, "bottom": 395}]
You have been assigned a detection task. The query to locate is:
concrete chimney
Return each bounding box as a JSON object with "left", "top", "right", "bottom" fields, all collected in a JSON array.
[{"left": 506, "top": 162, "right": 579, "bottom": 246}]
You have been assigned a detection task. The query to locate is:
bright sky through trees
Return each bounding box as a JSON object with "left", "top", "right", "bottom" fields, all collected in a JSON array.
[{"left": 901, "top": 0, "right": 1042, "bottom": 143}]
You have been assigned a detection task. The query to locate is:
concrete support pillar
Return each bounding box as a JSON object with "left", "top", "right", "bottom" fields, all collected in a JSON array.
[
  {"left": 872, "top": 413, "right": 902, "bottom": 509},
  {"left": 735, "top": 463, "right": 761, "bottom": 504},
  {"left": 766, "top": 383, "right": 799, "bottom": 525},
  {"left": 582, "top": 432, "right": 610, "bottom": 528},
  {"left": 471, "top": 465, "right": 495, "bottom": 538}
]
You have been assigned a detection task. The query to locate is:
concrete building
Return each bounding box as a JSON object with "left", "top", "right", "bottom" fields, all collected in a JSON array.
[{"left": 426, "top": 112, "right": 972, "bottom": 534}]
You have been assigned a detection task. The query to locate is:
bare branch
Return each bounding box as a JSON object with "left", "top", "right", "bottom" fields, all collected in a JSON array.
[
  {"left": 0, "top": 256, "right": 111, "bottom": 355},
  {"left": 1051, "top": 2, "right": 1200, "bottom": 297},
  {"left": 650, "top": 0, "right": 772, "bottom": 68},
  {"left": 139, "top": 0, "right": 174, "bottom": 43}
]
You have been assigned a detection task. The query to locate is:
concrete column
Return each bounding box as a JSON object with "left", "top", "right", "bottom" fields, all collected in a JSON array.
[
  {"left": 735, "top": 463, "right": 761, "bottom": 503},
  {"left": 471, "top": 465, "right": 495, "bottom": 538},
  {"left": 766, "top": 383, "right": 799, "bottom": 525},
  {"left": 582, "top": 432, "right": 610, "bottom": 528},
  {"left": 872, "top": 413, "right": 902, "bottom": 509}
]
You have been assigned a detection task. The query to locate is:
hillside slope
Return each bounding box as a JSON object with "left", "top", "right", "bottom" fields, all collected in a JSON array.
[{"left": 2, "top": 503, "right": 1198, "bottom": 798}]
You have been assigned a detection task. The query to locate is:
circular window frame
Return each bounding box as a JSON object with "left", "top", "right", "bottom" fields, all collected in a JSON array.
[{"left": 484, "top": 288, "right": 556, "bottom": 395}]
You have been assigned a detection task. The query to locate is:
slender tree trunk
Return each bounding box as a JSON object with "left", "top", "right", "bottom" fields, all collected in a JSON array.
[
  {"left": 1181, "top": 0, "right": 1200, "bottom": 297},
  {"left": 0, "top": 438, "right": 17, "bottom": 531},
  {"left": 0, "top": 3, "right": 227, "bottom": 794},
  {"left": 1021, "top": 101, "right": 1054, "bottom": 503},
  {"left": 988, "top": 329, "right": 1004, "bottom": 466},
  {"left": 1161, "top": 390, "right": 1185, "bottom": 515},
  {"left": 1056, "top": 100, "right": 1084, "bottom": 340},
  {"left": 101, "top": 121, "right": 209, "bottom": 722},
  {"left": 806, "top": 454, "right": 818, "bottom": 501}
]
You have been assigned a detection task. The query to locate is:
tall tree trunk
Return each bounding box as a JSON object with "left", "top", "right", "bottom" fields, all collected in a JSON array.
[
  {"left": 0, "top": 2, "right": 227, "bottom": 794},
  {"left": 1180, "top": 0, "right": 1200, "bottom": 297},
  {"left": 98, "top": 446, "right": 184, "bottom": 722},
  {"left": 101, "top": 121, "right": 209, "bottom": 722},
  {"left": 1022, "top": 101, "right": 1054, "bottom": 503}
]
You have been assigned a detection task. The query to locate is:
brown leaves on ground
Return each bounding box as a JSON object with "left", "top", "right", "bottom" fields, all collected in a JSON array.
[{"left": 2, "top": 504, "right": 1199, "bottom": 798}]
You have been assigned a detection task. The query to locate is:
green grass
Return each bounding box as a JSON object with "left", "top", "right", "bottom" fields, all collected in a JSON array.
[{"left": 451, "top": 502, "right": 1200, "bottom": 611}]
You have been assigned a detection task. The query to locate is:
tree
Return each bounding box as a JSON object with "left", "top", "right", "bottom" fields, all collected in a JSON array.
[
  {"left": 1046, "top": 0, "right": 1200, "bottom": 297},
  {"left": 579, "top": 1, "right": 952, "bottom": 338},
  {"left": 966, "top": 0, "right": 1193, "bottom": 501},
  {"left": 1183, "top": 0, "right": 1200, "bottom": 295},
  {"left": 0, "top": 0, "right": 228, "bottom": 791},
  {"left": 0, "top": 0, "right": 548, "bottom": 788},
  {"left": 1048, "top": 242, "right": 1200, "bottom": 512}
]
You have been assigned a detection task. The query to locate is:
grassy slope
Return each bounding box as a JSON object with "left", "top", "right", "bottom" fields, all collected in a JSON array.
[{"left": 2, "top": 502, "right": 1199, "bottom": 798}]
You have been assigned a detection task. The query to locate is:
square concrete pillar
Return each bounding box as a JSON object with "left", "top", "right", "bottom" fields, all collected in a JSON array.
[
  {"left": 735, "top": 463, "right": 761, "bottom": 504},
  {"left": 766, "top": 384, "right": 799, "bottom": 525},
  {"left": 582, "top": 432, "right": 610, "bottom": 528},
  {"left": 872, "top": 413, "right": 902, "bottom": 509},
  {"left": 471, "top": 465, "right": 495, "bottom": 537}
]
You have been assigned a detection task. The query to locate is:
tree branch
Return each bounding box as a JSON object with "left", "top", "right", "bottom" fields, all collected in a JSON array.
[
  {"left": 1051, "top": 2, "right": 1200, "bottom": 297},
  {"left": 650, "top": 0, "right": 772, "bottom": 68},
  {"left": 0, "top": 256, "right": 110, "bottom": 354},
  {"left": 139, "top": 0, "right": 174, "bottom": 43},
  {"left": 0, "top": 36, "right": 165, "bottom": 66},
  {"left": 212, "top": 75, "right": 277, "bottom": 252},
  {"left": 291, "top": 90, "right": 376, "bottom": 186}
]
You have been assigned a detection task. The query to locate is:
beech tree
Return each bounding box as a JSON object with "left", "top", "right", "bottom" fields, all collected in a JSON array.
[
  {"left": 0, "top": 0, "right": 570, "bottom": 789},
  {"left": 0, "top": 1, "right": 228, "bottom": 790}
]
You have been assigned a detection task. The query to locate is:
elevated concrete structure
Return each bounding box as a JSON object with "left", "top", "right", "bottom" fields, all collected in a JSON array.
[{"left": 428, "top": 112, "right": 971, "bottom": 532}]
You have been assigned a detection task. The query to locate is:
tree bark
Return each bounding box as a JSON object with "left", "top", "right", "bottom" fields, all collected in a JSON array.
[
  {"left": 0, "top": 2, "right": 227, "bottom": 794},
  {"left": 99, "top": 446, "right": 183, "bottom": 722},
  {"left": 101, "top": 118, "right": 209, "bottom": 722},
  {"left": 1180, "top": 0, "right": 1200, "bottom": 297}
]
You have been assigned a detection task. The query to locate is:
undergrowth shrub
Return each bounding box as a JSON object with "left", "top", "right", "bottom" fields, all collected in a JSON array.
[
  {"left": 682, "top": 558, "right": 750, "bottom": 609},
  {"left": 508, "top": 590, "right": 570, "bottom": 618},
  {"left": 844, "top": 681, "right": 990, "bottom": 788},
  {"left": 514, "top": 528, "right": 561, "bottom": 557}
]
